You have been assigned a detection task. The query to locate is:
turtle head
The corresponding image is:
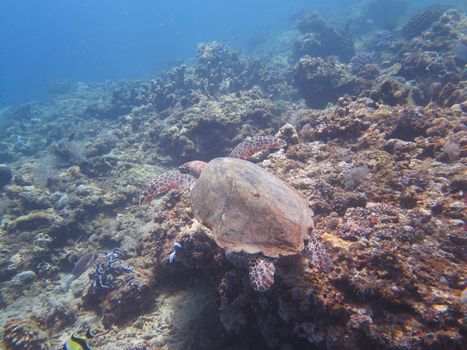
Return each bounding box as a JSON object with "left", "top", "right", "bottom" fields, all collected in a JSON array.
[{"left": 179, "top": 160, "right": 208, "bottom": 178}]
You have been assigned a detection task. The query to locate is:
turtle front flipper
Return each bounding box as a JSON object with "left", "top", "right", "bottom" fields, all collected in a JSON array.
[
  {"left": 139, "top": 171, "right": 196, "bottom": 206},
  {"left": 249, "top": 258, "right": 276, "bottom": 292},
  {"left": 230, "top": 136, "right": 287, "bottom": 160},
  {"left": 304, "top": 235, "right": 334, "bottom": 273}
]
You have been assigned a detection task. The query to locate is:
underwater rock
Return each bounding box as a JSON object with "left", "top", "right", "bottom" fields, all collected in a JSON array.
[
  {"left": 83, "top": 129, "right": 122, "bottom": 157},
  {"left": 50, "top": 191, "right": 69, "bottom": 209},
  {"left": 99, "top": 274, "right": 153, "bottom": 328},
  {"left": 294, "top": 56, "right": 359, "bottom": 109},
  {"left": 431, "top": 81, "right": 467, "bottom": 107},
  {"left": 195, "top": 41, "right": 264, "bottom": 95},
  {"left": 2, "top": 317, "right": 49, "bottom": 350},
  {"left": 143, "top": 89, "right": 284, "bottom": 164},
  {"left": 371, "top": 76, "right": 425, "bottom": 106},
  {"left": 294, "top": 13, "right": 355, "bottom": 62},
  {"left": 350, "top": 52, "right": 375, "bottom": 75},
  {"left": 387, "top": 107, "right": 431, "bottom": 141},
  {"left": 218, "top": 293, "right": 250, "bottom": 335},
  {"left": 4, "top": 184, "right": 51, "bottom": 211},
  {"left": 85, "top": 81, "right": 149, "bottom": 119},
  {"left": 399, "top": 50, "right": 463, "bottom": 88},
  {"left": 50, "top": 139, "right": 83, "bottom": 167},
  {"left": 7, "top": 210, "right": 56, "bottom": 232},
  {"left": 78, "top": 156, "right": 115, "bottom": 177},
  {"left": 0, "top": 163, "right": 13, "bottom": 188},
  {"left": 43, "top": 302, "right": 77, "bottom": 331},
  {"left": 293, "top": 106, "right": 368, "bottom": 142},
  {"left": 276, "top": 123, "right": 300, "bottom": 145},
  {"left": 9, "top": 270, "right": 37, "bottom": 289},
  {"left": 402, "top": 8, "right": 443, "bottom": 39}
]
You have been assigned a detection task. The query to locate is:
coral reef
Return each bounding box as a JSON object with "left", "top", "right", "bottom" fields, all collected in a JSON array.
[
  {"left": 145, "top": 99, "right": 466, "bottom": 349},
  {"left": 294, "top": 14, "right": 355, "bottom": 62},
  {"left": 195, "top": 41, "right": 264, "bottom": 95},
  {"left": 294, "top": 56, "right": 359, "bottom": 108},
  {"left": 402, "top": 8, "right": 444, "bottom": 39},
  {"left": 0, "top": 164, "right": 13, "bottom": 189},
  {"left": 81, "top": 249, "right": 153, "bottom": 328},
  {"left": 379, "top": 9, "right": 466, "bottom": 107},
  {"left": 350, "top": 52, "right": 375, "bottom": 75},
  {"left": 99, "top": 274, "right": 153, "bottom": 328},
  {"left": 0, "top": 8, "right": 466, "bottom": 350}
]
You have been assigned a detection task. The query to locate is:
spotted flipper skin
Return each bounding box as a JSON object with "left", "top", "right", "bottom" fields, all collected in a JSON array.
[
  {"left": 249, "top": 258, "right": 275, "bottom": 292},
  {"left": 304, "top": 235, "right": 333, "bottom": 273},
  {"left": 229, "top": 136, "right": 287, "bottom": 160},
  {"left": 139, "top": 171, "right": 196, "bottom": 206}
]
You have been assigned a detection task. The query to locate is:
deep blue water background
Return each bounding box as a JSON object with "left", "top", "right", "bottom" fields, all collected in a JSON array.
[{"left": 0, "top": 0, "right": 454, "bottom": 108}]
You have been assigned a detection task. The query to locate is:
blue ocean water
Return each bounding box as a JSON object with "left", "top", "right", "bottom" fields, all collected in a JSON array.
[
  {"left": 0, "top": 0, "right": 452, "bottom": 108},
  {"left": 0, "top": 0, "right": 306, "bottom": 107}
]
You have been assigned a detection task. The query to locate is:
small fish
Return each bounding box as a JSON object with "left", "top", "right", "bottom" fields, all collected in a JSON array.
[
  {"left": 63, "top": 327, "right": 94, "bottom": 350},
  {"left": 66, "top": 252, "right": 98, "bottom": 289}
]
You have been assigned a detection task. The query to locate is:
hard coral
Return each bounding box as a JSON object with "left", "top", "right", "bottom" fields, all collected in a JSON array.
[
  {"left": 350, "top": 52, "right": 375, "bottom": 75},
  {"left": 196, "top": 41, "right": 257, "bottom": 94},
  {"left": 402, "top": 8, "right": 443, "bottom": 39},
  {"left": 294, "top": 56, "right": 359, "bottom": 109},
  {"left": 294, "top": 14, "right": 355, "bottom": 62}
]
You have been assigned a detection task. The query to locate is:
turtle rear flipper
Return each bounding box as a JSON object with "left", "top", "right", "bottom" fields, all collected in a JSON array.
[
  {"left": 230, "top": 136, "right": 287, "bottom": 160},
  {"left": 304, "top": 235, "right": 334, "bottom": 273},
  {"left": 140, "top": 171, "right": 196, "bottom": 206},
  {"left": 249, "top": 258, "right": 275, "bottom": 292}
]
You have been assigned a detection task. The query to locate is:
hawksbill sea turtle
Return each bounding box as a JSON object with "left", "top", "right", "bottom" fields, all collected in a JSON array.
[{"left": 140, "top": 135, "right": 333, "bottom": 292}]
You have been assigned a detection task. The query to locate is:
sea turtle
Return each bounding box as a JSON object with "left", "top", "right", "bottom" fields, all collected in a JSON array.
[{"left": 140, "top": 136, "right": 333, "bottom": 292}]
